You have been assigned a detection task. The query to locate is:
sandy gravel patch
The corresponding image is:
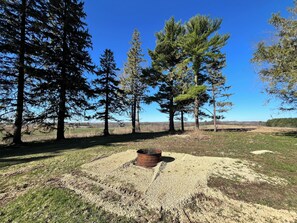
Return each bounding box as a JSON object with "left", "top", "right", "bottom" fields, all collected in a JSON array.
[
  {"left": 251, "top": 150, "right": 275, "bottom": 155},
  {"left": 61, "top": 150, "right": 296, "bottom": 223}
]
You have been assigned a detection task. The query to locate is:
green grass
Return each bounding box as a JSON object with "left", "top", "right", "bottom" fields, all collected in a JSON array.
[
  {"left": 0, "top": 187, "right": 134, "bottom": 223},
  {"left": 0, "top": 129, "right": 296, "bottom": 222}
]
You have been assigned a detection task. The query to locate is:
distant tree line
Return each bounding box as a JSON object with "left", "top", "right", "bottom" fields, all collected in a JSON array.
[
  {"left": 0, "top": 0, "right": 235, "bottom": 144},
  {"left": 266, "top": 118, "right": 297, "bottom": 128}
]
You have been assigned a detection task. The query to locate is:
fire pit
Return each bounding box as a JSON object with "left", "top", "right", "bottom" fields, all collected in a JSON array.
[{"left": 136, "top": 149, "right": 162, "bottom": 168}]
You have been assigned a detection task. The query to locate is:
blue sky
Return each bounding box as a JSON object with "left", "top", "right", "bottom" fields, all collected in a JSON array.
[{"left": 84, "top": 0, "right": 296, "bottom": 122}]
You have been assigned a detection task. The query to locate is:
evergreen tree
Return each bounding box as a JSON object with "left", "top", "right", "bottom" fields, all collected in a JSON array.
[
  {"left": 181, "top": 15, "right": 229, "bottom": 129},
  {"left": 120, "top": 29, "right": 146, "bottom": 133},
  {"left": 252, "top": 2, "right": 297, "bottom": 110},
  {"left": 207, "top": 56, "right": 232, "bottom": 132},
  {"left": 35, "top": 0, "right": 94, "bottom": 140},
  {"left": 0, "top": 0, "right": 47, "bottom": 143},
  {"left": 147, "top": 17, "right": 185, "bottom": 132},
  {"left": 93, "top": 49, "right": 124, "bottom": 136}
]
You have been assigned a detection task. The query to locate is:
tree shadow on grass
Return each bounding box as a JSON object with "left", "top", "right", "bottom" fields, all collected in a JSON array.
[
  {"left": 274, "top": 131, "right": 297, "bottom": 138},
  {"left": 0, "top": 132, "right": 169, "bottom": 159},
  {"left": 0, "top": 155, "right": 56, "bottom": 168}
]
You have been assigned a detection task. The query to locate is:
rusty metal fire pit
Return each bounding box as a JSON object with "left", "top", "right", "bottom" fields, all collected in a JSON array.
[{"left": 136, "top": 149, "right": 162, "bottom": 168}]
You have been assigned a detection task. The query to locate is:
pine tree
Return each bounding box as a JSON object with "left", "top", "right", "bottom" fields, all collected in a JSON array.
[
  {"left": 120, "top": 29, "right": 146, "bottom": 133},
  {"left": 0, "top": 0, "right": 47, "bottom": 143},
  {"left": 252, "top": 2, "right": 297, "bottom": 110},
  {"left": 147, "top": 17, "right": 185, "bottom": 132},
  {"left": 173, "top": 65, "right": 195, "bottom": 132},
  {"left": 181, "top": 15, "right": 229, "bottom": 129},
  {"left": 207, "top": 56, "right": 232, "bottom": 132},
  {"left": 35, "top": 0, "right": 94, "bottom": 140},
  {"left": 93, "top": 49, "right": 124, "bottom": 136}
]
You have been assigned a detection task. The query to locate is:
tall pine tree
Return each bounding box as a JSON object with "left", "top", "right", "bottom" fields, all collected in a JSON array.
[
  {"left": 0, "top": 0, "right": 47, "bottom": 143},
  {"left": 181, "top": 15, "right": 229, "bottom": 129},
  {"left": 35, "top": 0, "right": 94, "bottom": 140},
  {"left": 120, "top": 29, "right": 146, "bottom": 133},
  {"left": 147, "top": 17, "right": 185, "bottom": 132},
  {"left": 93, "top": 49, "right": 124, "bottom": 136}
]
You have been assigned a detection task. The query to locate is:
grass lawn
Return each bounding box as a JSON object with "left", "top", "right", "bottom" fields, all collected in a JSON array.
[{"left": 0, "top": 129, "right": 296, "bottom": 222}]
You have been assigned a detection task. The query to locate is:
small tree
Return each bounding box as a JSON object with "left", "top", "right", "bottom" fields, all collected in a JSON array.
[
  {"left": 207, "top": 57, "right": 232, "bottom": 132},
  {"left": 120, "top": 29, "right": 146, "bottom": 133},
  {"left": 93, "top": 49, "right": 124, "bottom": 136},
  {"left": 252, "top": 2, "right": 297, "bottom": 110}
]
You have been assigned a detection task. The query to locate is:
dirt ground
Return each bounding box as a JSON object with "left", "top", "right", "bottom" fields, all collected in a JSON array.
[{"left": 61, "top": 150, "right": 297, "bottom": 223}]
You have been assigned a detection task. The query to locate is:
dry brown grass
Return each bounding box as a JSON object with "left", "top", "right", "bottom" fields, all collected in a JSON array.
[{"left": 2, "top": 123, "right": 295, "bottom": 145}]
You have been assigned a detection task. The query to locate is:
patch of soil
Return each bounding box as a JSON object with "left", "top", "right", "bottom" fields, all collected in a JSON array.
[
  {"left": 0, "top": 165, "right": 44, "bottom": 207},
  {"left": 208, "top": 176, "right": 297, "bottom": 211},
  {"left": 0, "top": 183, "right": 33, "bottom": 207},
  {"left": 61, "top": 150, "right": 297, "bottom": 223}
]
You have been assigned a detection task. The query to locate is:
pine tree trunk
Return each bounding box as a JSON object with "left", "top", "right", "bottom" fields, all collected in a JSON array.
[
  {"left": 13, "top": 0, "right": 27, "bottom": 144},
  {"left": 135, "top": 100, "right": 140, "bottom": 132},
  {"left": 104, "top": 69, "right": 110, "bottom": 136},
  {"left": 57, "top": 0, "right": 68, "bottom": 140},
  {"left": 212, "top": 85, "right": 217, "bottom": 132},
  {"left": 194, "top": 73, "right": 199, "bottom": 130},
  {"left": 169, "top": 90, "right": 175, "bottom": 133},
  {"left": 194, "top": 98, "right": 200, "bottom": 130},
  {"left": 104, "top": 99, "right": 109, "bottom": 136},
  {"left": 181, "top": 110, "right": 184, "bottom": 132},
  {"left": 131, "top": 96, "right": 136, "bottom": 134},
  {"left": 57, "top": 80, "right": 66, "bottom": 140}
]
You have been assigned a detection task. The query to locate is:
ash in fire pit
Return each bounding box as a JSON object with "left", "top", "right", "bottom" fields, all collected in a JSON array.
[{"left": 136, "top": 149, "right": 162, "bottom": 168}]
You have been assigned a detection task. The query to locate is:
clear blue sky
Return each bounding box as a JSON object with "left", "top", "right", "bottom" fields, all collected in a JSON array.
[{"left": 84, "top": 0, "right": 296, "bottom": 122}]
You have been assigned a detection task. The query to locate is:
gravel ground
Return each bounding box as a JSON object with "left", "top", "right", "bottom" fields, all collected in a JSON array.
[{"left": 61, "top": 150, "right": 297, "bottom": 223}]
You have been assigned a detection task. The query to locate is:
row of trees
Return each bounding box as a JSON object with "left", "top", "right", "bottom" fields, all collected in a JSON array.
[
  {"left": 120, "top": 2, "right": 297, "bottom": 135},
  {"left": 1, "top": 0, "right": 94, "bottom": 143},
  {"left": 0, "top": 0, "right": 233, "bottom": 144},
  {"left": 98, "top": 1, "right": 297, "bottom": 134},
  {"left": 93, "top": 16, "right": 233, "bottom": 135},
  {"left": 144, "top": 16, "right": 232, "bottom": 132}
]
